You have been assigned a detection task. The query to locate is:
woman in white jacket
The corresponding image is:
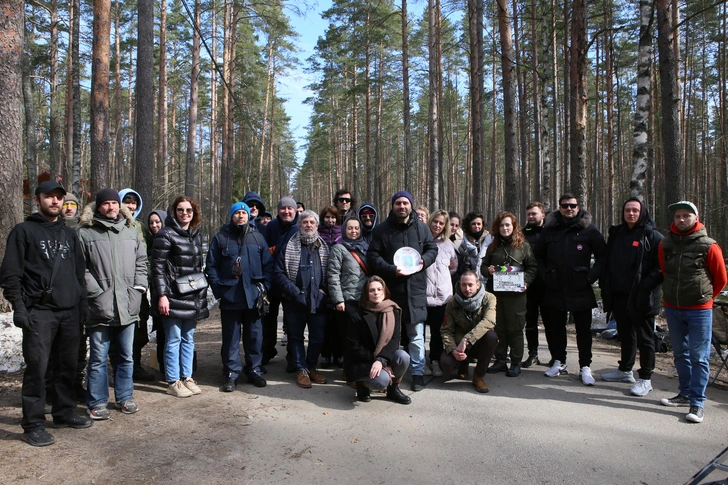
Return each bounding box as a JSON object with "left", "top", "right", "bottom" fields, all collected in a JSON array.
[{"left": 424, "top": 210, "right": 458, "bottom": 377}]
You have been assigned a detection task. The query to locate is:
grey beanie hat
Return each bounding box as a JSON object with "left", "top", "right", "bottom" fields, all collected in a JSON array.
[{"left": 278, "top": 196, "right": 297, "bottom": 211}]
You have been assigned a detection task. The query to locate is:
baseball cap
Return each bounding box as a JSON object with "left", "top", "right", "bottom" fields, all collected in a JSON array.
[
  {"left": 35, "top": 181, "right": 67, "bottom": 196},
  {"left": 668, "top": 201, "right": 698, "bottom": 217}
]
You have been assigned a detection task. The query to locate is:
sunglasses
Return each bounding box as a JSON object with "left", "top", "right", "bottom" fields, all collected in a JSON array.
[
  {"left": 176, "top": 208, "right": 194, "bottom": 214},
  {"left": 560, "top": 203, "right": 578, "bottom": 209},
  {"left": 249, "top": 204, "right": 261, "bottom": 210},
  {"left": 337, "top": 197, "right": 351, "bottom": 203},
  {"left": 360, "top": 213, "right": 375, "bottom": 219},
  {"left": 62, "top": 202, "right": 77, "bottom": 208}
]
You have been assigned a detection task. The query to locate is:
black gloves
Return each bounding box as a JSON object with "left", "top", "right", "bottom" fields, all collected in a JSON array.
[{"left": 13, "top": 307, "right": 31, "bottom": 330}]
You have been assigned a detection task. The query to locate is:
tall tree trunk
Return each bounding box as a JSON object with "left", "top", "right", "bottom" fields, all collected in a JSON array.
[
  {"left": 71, "top": 0, "right": 82, "bottom": 198},
  {"left": 112, "top": 0, "right": 123, "bottom": 188},
  {"left": 630, "top": 0, "right": 653, "bottom": 200},
  {"left": 91, "top": 0, "right": 112, "bottom": 194},
  {"left": 539, "top": 0, "right": 553, "bottom": 210},
  {"left": 428, "top": 0, "right": 441, "bottom": 208},
  {"left": 49, "top": 0, "right": 61, "bottom": 181},
  {"left": 257, "top": 37, "right": 274, "bottom": 194},
  {"left": 468, "top": 0, "right": 485, "bottom": 210},
  {"left": 498, "top": 0, "right": 519, "bottom": 213},
  {"left": 568, "top": 0, "right": 587, "bottom": 206},
  {"left": 157, "top": 0, "right": 169, "bottom": 192},
  {"left": 0, "top": 0, "right": 25, "bottom": 310},
  {"left": 185, "top": 0, "right": 201, "bottom": 199},
  {"left": 134, "top": 0, "right": 154, "bottom": 219},
  {"left": 23, "top": 56, "right": 38, "bottom": 200},
  {"left": 364, "top": 10, "right": 373, "bottom": 202},
  {"left": 513, "top": 0, "right": 529, "bottom": 212},
  {"left": 657, "top": 0, "right": 683, "bottom": 225},
  {"left": 64, "top": 0, "right": 75, "bottom": 188},
  {"left": 402, "top": 0, "right": 411, "bottom": 190}
]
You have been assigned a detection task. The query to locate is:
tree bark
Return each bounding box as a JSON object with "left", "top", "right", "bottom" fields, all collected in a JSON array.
[
  {"left": 71, "top": 0, "right": 82, "bottom": 198},
  {"left": 428, "top": 0, "right": 441, "bottom": 208},
  {"left": 184, "top": 0, "right": 201, "bottom": 199},
  {"left": 468, "top": 0, "right": 485, "bottom": 211},
  {"left": 134, "top": 0, "right": 154, "bottom": 219},
  {"left": 630, "top": 0, "right": 653, "bottom": 201},
  {"left": 157, "top": 0, "right": 169, "bottom": 192},
  {"left": 498, "top": 0, "right": 519, "bottom": 214},
  {"left": 91, "top": 0, "right": 112, "bottom": 194},
  {"left": 402, "top": 0, "right": 411, "bottom": 190},
  {"left": 568, "top": 0, "right": 587, "bottom": 206}
]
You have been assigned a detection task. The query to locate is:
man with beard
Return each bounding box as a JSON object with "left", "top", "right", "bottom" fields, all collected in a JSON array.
[
  {"left": 534, "top": 194, "right": 606, "bottom": 385},
  {"left": 458, "top": 211, "right": 493, "bottom": 282},
  {"left": 262, "top": 196, "right": 299, "bottom": 363},
  {"left": 368, "top": 191, "right": 438, "bottom": 391},
  {"left": 658, "top": 201, "right": 727, "bottom": 423},
  {"left": 334, "top": 188, "right": 356, "bottom": 220},
  {"left": 0, "top": 181, "right": 92, "bottom": 446},
  {"left": 273, "top": 210, "right": 330, "bottom": 388},
  {"left": 357, "top": 203, "right": 379, "bottom": 242},
  {"left": 522, "top": 202, "right": 546, "bottom": 368},
  {"left": 600, "top": 198, "right": 664, "bottom": 397}
]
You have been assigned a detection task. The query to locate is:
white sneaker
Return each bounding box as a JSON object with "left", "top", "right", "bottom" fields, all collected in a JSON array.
[
  {"left": 183, "top": 377, "right": 202, "bottom": 395},
  {"left": 281, "top": 334, "right": 288, "bottom": 345},
  {"left": 544, "top": 360, "right": 566, "bottom": 377},
  {"left": 423, "top": 364, "right": 433, "bottom": 376},
  {"left": 431, "top": 360, "right": 443, "bottom": 377},
  {"left": 630, "top": 379, "right": 653, "bottom": 397},
  {"left": 580, "top": 366, "right": 595, "bottom": 386},
  {"left": 167, "top": 380, "right": 193, "bottom": 398},
  {"left": 601, "top": 369, "right": 636, "bottom": 383}
]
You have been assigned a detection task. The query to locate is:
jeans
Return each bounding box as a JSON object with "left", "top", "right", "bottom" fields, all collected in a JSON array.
[
  {"left": 664, "top": 307, "right": 712, "bottom": 407},
  {"left": 284, "top": 305, "right": 326, "bottom": 371},
  {"left": 87, "top": 323, "right": 134, "bottom": 409},
  {"left": 220, "top": 309, "right": 263, "bottom": 380},
  {"left": 406, "top": 322, "right": 426, "bottom": 376},
  {"left": 163, "top": 318, "right": 196, "bottom": 382},
  {"left": 611, "top": 296, "right": 655, "bottom": 379},
  {"left": 541, "top": 306, "right": 592, "bottom": 367},
  {"left": 358, "top": 350, "right": 410, "bottom": 391}
]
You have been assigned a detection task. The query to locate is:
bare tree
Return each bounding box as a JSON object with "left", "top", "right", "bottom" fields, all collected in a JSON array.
[
  {"left": 134, "top": 0, "right": 154, "bottom": 218},
  {"left": 402, "top": 0, "right": 411, "bottom": 189},
  {"left": 497, "top": 0, "right": 519, "bottom": 214},
  {"left": 468, "top": 0, "right": 485, "bottom": 211},
  {"left": 91, "top": 0, "right": 112, "bottom": 193},
  {"left": 568, "top": 0, "right": 588, "bottom": 206},
  {"left": 428, "top": 0, "right": 441, "bottom": 208},
  {"left": 184, "top": 0, "right": 201, "bottom": 199},
  {"left": 630, "top": 0, "right": 654, "bottom": 201}
]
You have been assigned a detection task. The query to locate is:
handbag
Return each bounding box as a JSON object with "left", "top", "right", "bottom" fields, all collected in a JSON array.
[{"left": 174, "top": 272, "right": 209, "bottom": 295}]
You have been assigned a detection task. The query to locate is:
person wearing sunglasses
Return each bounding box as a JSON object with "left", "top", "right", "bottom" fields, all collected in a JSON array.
[
  {"left": 333, "top": 188, "right": 357, "bottom": 220},
  {"left": 533, "top": 194, "right": 606, "bottom": 385},
  {"left": 357, "top": 203, "right": 379, "bottom": 242},
  {"left": 62, "top": 194, "right": 80, "bottom": 228}
]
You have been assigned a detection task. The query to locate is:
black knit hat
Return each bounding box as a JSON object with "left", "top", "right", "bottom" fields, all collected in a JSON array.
[{"left": 95, "top": 188, "right": 120, "bottom": 207}]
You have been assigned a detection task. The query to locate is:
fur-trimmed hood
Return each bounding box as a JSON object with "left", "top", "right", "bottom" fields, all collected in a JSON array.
[
  {"left": 544, "top": 209, "right": 592, "bottom": 230},
  {"left": 80, "top": 202, "right": 136, "bottom": 228}
]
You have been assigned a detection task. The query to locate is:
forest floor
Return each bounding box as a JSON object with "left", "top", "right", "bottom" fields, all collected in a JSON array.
[{"left": 1, "top": 306, "right": 727, "bottom": 484}]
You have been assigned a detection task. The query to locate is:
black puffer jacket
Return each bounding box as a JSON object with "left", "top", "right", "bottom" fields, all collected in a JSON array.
[
  {"left": 534, "top": 209, "right": 606, "bottom": 311},
  {"left": 367, "top": 211, "right": 438, "bottom": 323},
  {"left": 600, "top": 198, "right": 664, "bottom": 316},
  {"left": 151, "top": 214, "right": 209, "bottom": 321},
  {"left": 523, "top": 223, "right": 544, "bottom": 301}
]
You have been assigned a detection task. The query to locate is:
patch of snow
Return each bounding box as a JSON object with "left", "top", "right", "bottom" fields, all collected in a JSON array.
[{"left": 0, "top": 312, "right": 25, "bottom": 373}]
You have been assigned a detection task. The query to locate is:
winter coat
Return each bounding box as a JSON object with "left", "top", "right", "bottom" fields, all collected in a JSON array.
[
  {"left": 482, "top": 238, "right": 537, "bottom": 295},
  {"left": 441, "top": 286, "right": 497, "bottom": 354},
  {"left": 344, "top": 301, "right": 402, "bottom": 381},
  {"left": 151, "top": 214, "right": 209, "bottom": 321},
  {"left": 533, "top": 209, "right": 607, "bottom": 312},
  {"left": 458, "top": 231, "right": 493, "bottom": 281},
  {"left": 522, "top": 223, "right": 544, "bottom": 300},
  {"left": 425, "top": 237, "right": 457, "bottom": 307},
  {"left": 367, "top": 211, "right": 439, "bottom": 324},
  {"left": 328, "top": 243, "right": 367, "bottom": 304},
  {"left": 274, "top": 233, "right": 329, "bottom": 314},
  {"left": 0, "top": 213, "right": 87, "bottom": 312},
  {"left": 600, "top": 200, "right": 663, "bottom": 316},
  {"left": 206, "top": 222, "right": 273, "bottom": 311},
  {"left": 319, "top": 223, "right": 342, "bottom": 247},
  {"left": 77, "top": 204, "right": 148, "bottom": 326}
]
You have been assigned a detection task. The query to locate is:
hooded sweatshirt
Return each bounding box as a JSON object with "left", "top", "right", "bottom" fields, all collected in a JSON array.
[{"left": 357, "top": 203, "right": 379, "bottom": 242}]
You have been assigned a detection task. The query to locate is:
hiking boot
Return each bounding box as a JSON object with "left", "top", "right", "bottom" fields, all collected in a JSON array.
[
  {"left": 423, "top": 363, "right": 433, "bottom": 376},
  {"left": 356, "top": 382, "right": 371, "bottom": 402},
  {"left": 630, "top": 379, "right": 652, "bottom": 397},
  {"left": 52, "top": 414, "right": 93, "bottom": 429},
  {"left": 411, "top": 374, "right": 425, "bottom": 392},
  {"left": 580, "top": 366, "right": 595, "bottom": 386},
  {"left": 457, "top": 362, "right": 470, "bottom": 380},
  {"left": 222, "top": 378, "right": 236, "bottom": 392},
  {"left": 308, "top": 369, "right": 327, "bottom": 385},
  {"left": 686, "top": 406, "right": 704, "bottom": 423},
  {"left": 544, "top": 360, "right": 566, "bottom": 377},
  {"left": 116, "top": 401, "right": 139, "bottom": 414},
  {"left": 23, "top": 428, "right": 55, "bottom": 447},
  {"left": 660, "top": 394, "right": 690, "bottom": 407},
  {"left": 133, "top": 366, "right": 155, "bottom": 382},
  {"left": 431, "top": 360, "right": 443, "bottom": 377},
  {"left": 296, "top": 370, "right": 312, "bottom": 389},
  {"left": 487, "top": 360, "right": 508, "bottom": 374},
  {"left": 386, "top": 379, "right": 411, "bottom": 405},
  {"left": 472, "top": 374, "right": 489, "bottom": 393},
  {"left": 87, "top": 406, "right": 110, "bottom": 420},
  {"left": 601, "top": 369, "right": 636, "bottom": 383},
  {"left": 167, "top": 380, "right": 193, "bottom": 398},
  {"left": 521, "top": 352, "right": 539, "bottom": 368},
  {"left": 183, "top": 377, "right": 202, "bottom": 395},
  {"left": 247, "top": 374, "right": 267, "bottom": 388},
  {"left": 506, "top": 363, "right": 521, "bottom": 377}
]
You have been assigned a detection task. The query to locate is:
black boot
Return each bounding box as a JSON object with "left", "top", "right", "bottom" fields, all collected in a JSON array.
[
  {"left": 521, "top": 352, "right": 539, "bottom": 368},
  {"left": 487, "top": 360, "right": 508, "bottom": 374},
  {"left": 506, "top": 362, "right": 521, "bottom": 377},
  {"left": 356, "top": 382, "right": 371, "bottom": 402},
  {"left": 386, "top": 378, "right": 411, "bottom": 405}
]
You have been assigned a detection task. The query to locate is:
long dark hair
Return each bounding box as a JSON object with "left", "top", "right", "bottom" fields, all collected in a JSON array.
[
  {"left": 359, "top": 275, "right": 391, "bottom": 306},
  {"left": 487, "top": 211, "right": 525, "bottom": 252},
  {"left": 172, "top": 196, "right": 202, "bottom": 229}
]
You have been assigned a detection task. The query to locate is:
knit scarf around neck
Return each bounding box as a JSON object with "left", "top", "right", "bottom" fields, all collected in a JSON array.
[
  {"left": 284, "top": 230, "right": 329, "bottom": 284},
  {"left": 362, "top": 299, "right": 400, "bottom": 356},
  {"left": 454, "top": 284, "right": 486, "bottom": 313}
]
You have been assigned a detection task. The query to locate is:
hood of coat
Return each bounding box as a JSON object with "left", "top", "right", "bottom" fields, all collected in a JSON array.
[
  {"left": 356, "top": 203, "right": 379, "bottom": 227},
  {"left": 118, "top": 188, "right": 143, "bottom": 219},
  {"left": 544, "top": 208, "right": 592, "bottom": 230},
  {"left": 243, "top": 191, "right": 266, "bottom": 213},
  {"left": 80, "top": 202, "right": 136, "bottom": 228}
]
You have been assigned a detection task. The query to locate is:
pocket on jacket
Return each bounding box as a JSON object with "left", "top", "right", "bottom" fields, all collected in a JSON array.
[
  {"left": 544, "top": 268, "right": 561, "bottom": 290},
  {"left": 571, "top": 267, "right": 590, "bottom": 288},
  {"left": 127, "top": 287, "right": 142, "bottom": 317},
  {"left": 89, "top": 287, "right": 114, "bottom": 321}
]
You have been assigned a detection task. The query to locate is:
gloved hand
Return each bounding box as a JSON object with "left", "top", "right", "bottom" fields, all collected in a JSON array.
[
  {"left": 79, "top": 301, "right": 90, "bottom": 326},
  {"left": 13, "top": 307, "right": 31, "bottom": 330}
]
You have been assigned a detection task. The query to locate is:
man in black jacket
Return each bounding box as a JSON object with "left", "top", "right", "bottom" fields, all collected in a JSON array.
[
  {"left": 534, "top": 194, "right": 606, "bottom": 385},
  {"left": 599, "top": 197, "right": 663, "bottom": 397},
  {"left": 367, "top": 190, "right": 438, "bottom": 391},
  {"left": 522, "top": 201, "right": 546, "bottom": 368},
  {"left": 0, "top": 181, "right": 92, "bottom": 447}
]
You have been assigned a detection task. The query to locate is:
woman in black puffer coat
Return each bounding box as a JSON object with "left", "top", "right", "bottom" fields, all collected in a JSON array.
[{"left": 151, "top": 196, "right": 209, "bottom": 398}]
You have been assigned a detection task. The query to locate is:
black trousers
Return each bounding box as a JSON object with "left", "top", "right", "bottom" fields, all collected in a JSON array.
[
  {"left": 321, "top": 308, "right": 345, "bottom": 361},
  {"left": 611, "top": 296, "right": 656, "bottom": 379},
  {"left": 425, "top": 305, "right": 446, "bottom": 362},
  {"left": 22, "top": 308, "right": 80, "bottom": 431},
  {"left": 524, "top": 295, "right": 543, "bottom": 355},
  {"left": 440, "top": 329, "right": 498, "bottom": 377},
  {"left": 262, "top": 294, "right": 282, "bottom": 363},
  {"left": 541, "top": 305, "right": 592, "bottom": 368}
]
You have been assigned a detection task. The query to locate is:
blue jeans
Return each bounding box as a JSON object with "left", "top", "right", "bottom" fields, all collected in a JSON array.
[
  {"left": 220, "top": 309, "right": 263, "bottom": 380},
  {"left": 164, "top": 318, "right": 196, "bottom": 382},
  {"left": 664, "top": 307, "right": 712, "bottom": 407},
  {"left": 283, "top": 304, "right": 325, "bottom": 371},
  {"left": 86, "top": 324, "right": 134, "bottom": 408},
  {"left": 406, "top": 322, "right": 426, "bottom": 376}
]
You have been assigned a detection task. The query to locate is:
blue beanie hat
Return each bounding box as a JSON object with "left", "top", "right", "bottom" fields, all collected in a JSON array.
[
  {"left": 391, "top": 190, "right": 414, "bottom": 207},
  {"left": 229, "top": 201, "right": 251, "bottom": 220}
]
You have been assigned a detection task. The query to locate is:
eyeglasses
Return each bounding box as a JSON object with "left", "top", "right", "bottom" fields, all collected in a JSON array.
[
  {"left": 360, "top": 213, "right": 375, "bottom": 220},
  {"left": 560, "top": 203, "right": 578, "bottom": 209},
  {"left": 176, "top": 208, "right": 194, "bottom": 214},
  {"left": 62, "top": 202, "right": 77, "bottom": 208},
  {"left": 249, "top": 204, "right": 261, "bottom": 210},
  {"left": 337, "top": 197, "right": 351, "bottom": 203}
]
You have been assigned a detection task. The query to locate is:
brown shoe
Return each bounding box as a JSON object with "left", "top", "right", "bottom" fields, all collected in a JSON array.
[
  {"left": 296, "top": 370, "right": 312, "bottom": 388},
  {"left": 472, "top": 374, "right": 489, "bottom": 393},
  {"left": 308, "top": 369, "right": 327, "bottom": 385}
]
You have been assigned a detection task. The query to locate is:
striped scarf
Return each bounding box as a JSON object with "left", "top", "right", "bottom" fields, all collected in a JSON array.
[{"left": 284, "top": 231, "right": 329, "bottom": 284}]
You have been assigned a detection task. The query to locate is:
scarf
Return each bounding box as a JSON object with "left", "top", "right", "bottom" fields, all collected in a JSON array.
[
  {"left": 454, "top": 283, "right": 486, "bottom": 313},
  {"left": 284, "top": 231, "right": 329, "bottom": 284},
  {"left": 363, "top": 299, "right": 400, "bottom": 356},
  {"left": 341, "top": 232, "right": 369, "bottom": 256},
  {"left": 300, "top": 228, "right": 319, "bottom": 247}
]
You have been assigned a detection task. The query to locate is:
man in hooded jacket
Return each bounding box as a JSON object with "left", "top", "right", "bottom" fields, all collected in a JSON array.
[{"left": 357, "top": 203, "right": 379, "bottom": 242}]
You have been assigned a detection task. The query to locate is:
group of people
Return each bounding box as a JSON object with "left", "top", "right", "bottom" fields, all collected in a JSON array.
[{"left": 2, "top": 181, "right": 726, "bottom": 448}]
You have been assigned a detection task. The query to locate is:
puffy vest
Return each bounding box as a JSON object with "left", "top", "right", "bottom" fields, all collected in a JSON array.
[{"left": 661, "top": 227, "right": 716, "bottom": 307}]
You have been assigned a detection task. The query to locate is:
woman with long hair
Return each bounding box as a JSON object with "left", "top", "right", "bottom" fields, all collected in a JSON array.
[{"left": 482, "top": 211, "right": 537, "bottom": 377}]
